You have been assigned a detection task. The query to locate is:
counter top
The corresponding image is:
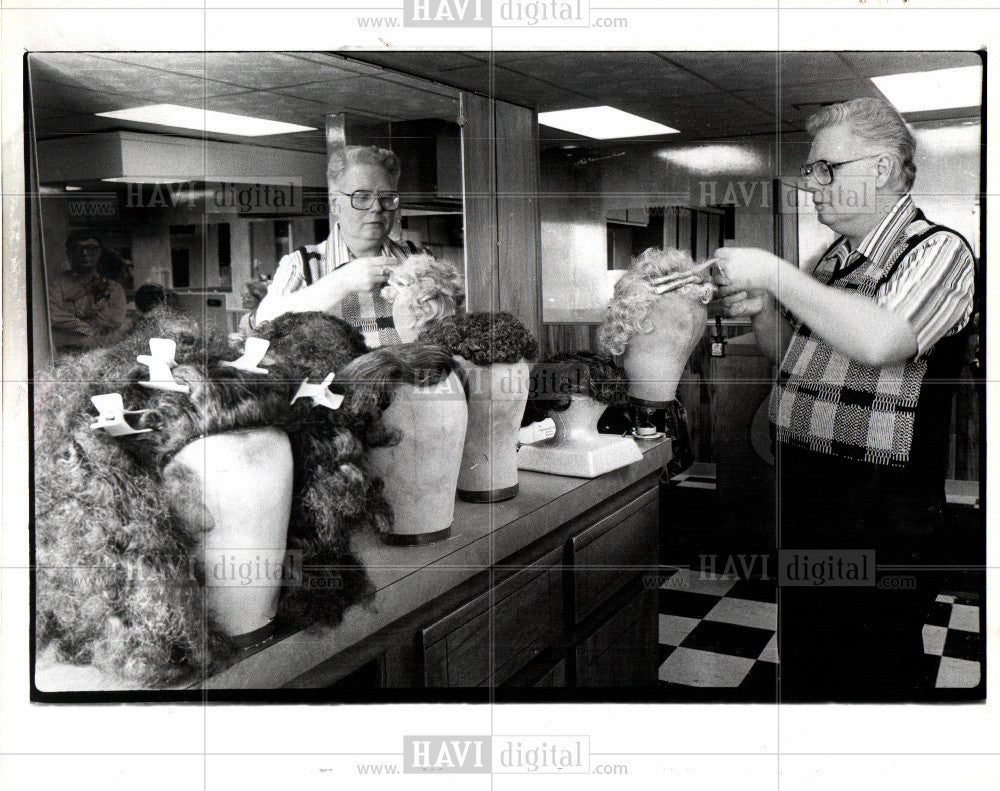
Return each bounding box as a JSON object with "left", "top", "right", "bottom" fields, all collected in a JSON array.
[{"left": 34, "top": 438, "right": 667, "bottom": 693}]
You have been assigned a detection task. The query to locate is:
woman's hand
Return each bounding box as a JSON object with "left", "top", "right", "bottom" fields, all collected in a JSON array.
[
  {"left": 333, "top": 255, "right": 394, "bottom": 294},
  {"left": 713, "top": 247, "right": 788, "bottom": 294}
]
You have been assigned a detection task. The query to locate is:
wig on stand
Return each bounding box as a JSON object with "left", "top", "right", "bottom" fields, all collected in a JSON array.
[
  {"left": 340, "top": 342, "right": 468, "bottom": 544},
  {"left": 35, "top": 310, "right": 382, "bottom": 687},
  {"left": 420, "top": 312, "right": 538, "bottom": 502},
  {"left": 597, "top": 248, "right": 713, "bottom": 475}
]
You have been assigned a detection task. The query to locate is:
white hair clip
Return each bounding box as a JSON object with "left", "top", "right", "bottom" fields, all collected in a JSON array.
[
  {"left": 221, "top": 337, "right": 270, "bottom": 375},
  {"left": 90, "top": 393, "right": 153, "bottom": 437},
  {"left": 291, "top": 372, "right": 344, "bottom": 411},
  {"left": 137, "top": 338, "right": 190, "bottom": 393}
]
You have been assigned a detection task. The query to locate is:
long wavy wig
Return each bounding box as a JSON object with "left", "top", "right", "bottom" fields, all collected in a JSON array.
[{"left": 35, "top": 309, "right": 380, "bottom": 687}]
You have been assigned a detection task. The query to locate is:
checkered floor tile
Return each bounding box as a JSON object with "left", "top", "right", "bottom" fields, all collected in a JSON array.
[
  {"left": 656, "top": 568, "right": 983, "bottom": 695},
  {"left": 657, "top": 568, "right": 777, "bottom": 692},
  {"left": 922, "top": 592, "right": 982, "bottom": 688}
]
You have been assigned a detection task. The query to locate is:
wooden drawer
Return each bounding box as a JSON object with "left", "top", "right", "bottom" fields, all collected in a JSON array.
[
  {"left": 569, "top": 489, "right": 658, "bottom": 623},
  {"left": 501, "top": 655, "right": 568, "bottom": 688},
  {"left": 574, "top": 587, "right": 657, "bottom": 687},
  {"left": 422, "top": 548, "right": 563, "bottom": 687}
]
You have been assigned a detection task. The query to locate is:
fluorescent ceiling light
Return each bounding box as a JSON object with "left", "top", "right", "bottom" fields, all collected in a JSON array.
[
  {"left": 539, "top": 106, "right": 679, "bottom": 139},
  {"left": 871, "top": 66, "right": 981, "bottom": 113},
  {"left": 64, "top": 185, "right": 83, "bottom": 191},
  {"left": 95, "top": 104, "right": 316, "bottom": 137},
  {"left": 657, "top": 145, "right": 764, "bottom": 175}
]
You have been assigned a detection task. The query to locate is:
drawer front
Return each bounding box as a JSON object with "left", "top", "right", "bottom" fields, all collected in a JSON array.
[
  {"left": 571, "top": 491, "right": 658, "bottom": 623},
  {"left": 574, "top": 588, "right": 657, "bottom": 687},
  {"left": 423, "top": 549, "right": 563, "bottom": 687}
]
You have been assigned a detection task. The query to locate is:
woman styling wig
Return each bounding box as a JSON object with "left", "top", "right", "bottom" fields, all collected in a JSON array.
[
  {"left": 339, "top": 342, "right": 468, "bottom": 544},
  {"left": 380, "top": 253, "right": 465, "bottom": 342},
  {"left": 419, "top": 312, "right": 538, "bottom": 502},
  {"left": 35, "top": 310, "right": 379, "bottom": 687}
]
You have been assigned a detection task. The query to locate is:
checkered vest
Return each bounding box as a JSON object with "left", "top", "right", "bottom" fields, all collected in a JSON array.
[
  {"left": 769, "top": 214, "right": 968, "bottom": 467},
  {"left": 298, "top": 237, "right": 408, "bottom": 348}
]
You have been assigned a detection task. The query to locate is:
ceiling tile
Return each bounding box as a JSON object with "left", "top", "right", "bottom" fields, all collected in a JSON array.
[
  {"left": 660, "top": 52, "right": 779, "bottom": 94},
  {"left": 275, "top": 75, "right": 458, "bottom": 122},
  {"left": 839, "top": 51, "right": 982, "bottom": 79},
  {"left": 342, "top": 51, "right": 488, "bottom": 75}
]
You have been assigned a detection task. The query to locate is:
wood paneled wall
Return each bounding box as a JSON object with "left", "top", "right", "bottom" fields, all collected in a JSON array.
[{"left": 460, "top": 93, "right": 541, "bottom": 338}]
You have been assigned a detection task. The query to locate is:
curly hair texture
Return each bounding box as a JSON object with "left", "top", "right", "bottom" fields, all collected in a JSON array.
[
  {"left": 380, "top": 253, "right": 465, "bottom": 329},
  {"left": 524, "top": 352, "right": 630, "bottom": 425},
  {"left": 597, "top": 247, "right": 712, "bottom": 357},
  {"left": 418, "top": 311, "right": 539, "bottom": 366},
  {"left": 254, "top": 311, "right": 368, "bottom": 379},
  {"left": 34, "top": 310, "right": 380, "bottom": 687}
]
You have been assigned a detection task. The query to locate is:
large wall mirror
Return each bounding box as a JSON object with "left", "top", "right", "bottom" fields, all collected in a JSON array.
[{"left": 27, "top": 52, "right": 465, "bottom": 361}]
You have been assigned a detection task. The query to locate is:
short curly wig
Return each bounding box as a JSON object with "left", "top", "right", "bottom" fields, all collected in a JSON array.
[
  {"left": 418, "top": 311, "right": 538, "bottom": 366},
  {"left": 597, "top": 247, "right": 714, "bottom": 357},
  {"left": 34, "top": 309, "right": 381, "bottom": 687},
  {"left": 381, "top": 253, "right": 465, "bottom": 331},
  {"left": 526, "top": 351, "right": 630, "bottom": 417}
]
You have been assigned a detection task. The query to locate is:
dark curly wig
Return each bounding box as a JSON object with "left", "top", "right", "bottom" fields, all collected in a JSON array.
[
  {"left": 34, "top": 309, "right": 380, "bottom": 687},
  {"left": 522, "top": 352, "right": 630, "bottom": 426},
  {"left": 418, "top": 311, "right": 538, "bottom": 367}
]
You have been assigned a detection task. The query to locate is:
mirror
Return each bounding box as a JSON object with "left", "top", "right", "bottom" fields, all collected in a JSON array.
[{"left": 26, "top": 52, "right": 466, "bottom": 360}]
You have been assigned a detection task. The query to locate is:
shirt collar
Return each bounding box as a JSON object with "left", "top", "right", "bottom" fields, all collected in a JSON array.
[{"left": 854, "top": 193, "right": 916, "bottom": 260}]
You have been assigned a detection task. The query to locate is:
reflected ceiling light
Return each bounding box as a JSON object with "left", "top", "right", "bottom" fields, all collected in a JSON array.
[
  {"left": 871, "top": 66, "right": 982, "bottom": 113},
  {"left": 64, "top": 185, "right": 83, "bottom": 191},
  {"left": 539, "top": 106, "right": 679, "bottom": 139},
  {"left": 95, "top": 104, "right": 316, "bottom": 137},
  {"left": 656, "top": 145, "right": 764, "bottom": 175},
  {"left": 101, "top": 177, "right": 189, "bottom": 184}
]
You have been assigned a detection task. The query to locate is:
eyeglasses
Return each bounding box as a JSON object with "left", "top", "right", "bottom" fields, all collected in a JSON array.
[
  {"left": 799, "top": 154, "right": 882, "bottom": 186},
  {"left": 75, "top": 243, "right": 102, "bottom": 253},
  {"left": 336, "top": 190, "right": 400, "bottom": 211}
]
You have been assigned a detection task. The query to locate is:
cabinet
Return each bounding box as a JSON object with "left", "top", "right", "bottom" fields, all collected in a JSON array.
[
  {"left": 422, "top": 548, "right": 563, "bottom": 687},
  {"left": 411, "top": 478, "right": 659, "bottom": 690}
]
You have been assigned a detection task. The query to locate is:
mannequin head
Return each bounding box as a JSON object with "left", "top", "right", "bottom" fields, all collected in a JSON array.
[
  {"left": 598, "top": 247, "right": 711, "bottom": 404},
  {"left": 380, "top": 253, "right": 465, "bottom": 342},
  {"left": 35, "top": 310, "right": 380, "bottom": 686},
  {"left": 340, "top": 342, "right": 467, "bottom": 543},
  {"left": 525, "top": 352, "right": 629, "bottom": 420},
  {"left": 419, "top": 312, "right": 538, "bottom": 502}
]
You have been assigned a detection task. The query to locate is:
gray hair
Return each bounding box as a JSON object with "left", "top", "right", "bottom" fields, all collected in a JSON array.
[
  {"left": 805, "top": 98, "right": 916, "bottom": 192},
  {"left": 327, "top": 145, "right": 402, "bottom": 188}
]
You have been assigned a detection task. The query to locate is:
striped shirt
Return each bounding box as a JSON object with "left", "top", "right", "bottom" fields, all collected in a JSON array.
[
  {"left": 255, "top": 223, "right": 410, "bottom": 348},
  {"left": 813, "top": 194, "right": 975, "bottom": 356},
  {"left": 770, "top": 194, "right": 975, "bottom": 466}
]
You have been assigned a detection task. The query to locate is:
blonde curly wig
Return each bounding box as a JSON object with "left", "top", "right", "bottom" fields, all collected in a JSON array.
[
  {"left": 381, "top": 253, "right": 465, "bottom": 329},
  {"left": 597, "top": 247, "right": 714, "bottom": 357}
]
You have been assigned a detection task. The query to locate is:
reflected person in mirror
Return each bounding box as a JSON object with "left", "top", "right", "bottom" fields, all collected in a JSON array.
[
  {"left": 48, "top": 230, "right": 131, "bottom": 352},
  {"left": 253, "top": 145, "right": 412, "bottom": 347}
]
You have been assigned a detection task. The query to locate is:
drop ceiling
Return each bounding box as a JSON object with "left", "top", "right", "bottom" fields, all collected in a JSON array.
[{"left": 28, "top": 50, "right": 981, "bottom": 153}]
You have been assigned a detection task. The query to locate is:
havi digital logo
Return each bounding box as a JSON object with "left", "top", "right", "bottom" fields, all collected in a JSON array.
[
  {"left": 403, "top": 736, "right": 491, "bottom": 773},
  {"left": 403, "top": 0, "right": 491, "bottom": 26}
]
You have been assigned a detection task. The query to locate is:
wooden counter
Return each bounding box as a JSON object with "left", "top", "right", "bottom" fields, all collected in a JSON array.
[{"left": 34, "top": 438, "right": 667, "bottom": 696}]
